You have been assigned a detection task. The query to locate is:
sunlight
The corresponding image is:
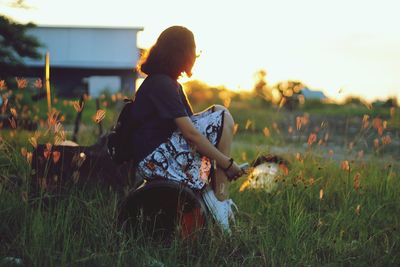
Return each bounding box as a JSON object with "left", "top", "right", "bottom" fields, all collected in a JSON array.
[{"left": 2, "top": 0, "right": 400, "bottom": 101}]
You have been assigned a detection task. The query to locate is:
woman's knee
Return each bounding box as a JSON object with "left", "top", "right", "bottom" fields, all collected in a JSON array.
[
  {"left": 213, "top": 104, "right": 228, "bottom": 112},
  {"left": 214, "top": 105, "right": 235, "bottom": 129}
]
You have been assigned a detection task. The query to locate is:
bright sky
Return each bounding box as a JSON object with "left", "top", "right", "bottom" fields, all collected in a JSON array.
[{"left": 1, "top": 0, "right": 400, "bottom": 101}]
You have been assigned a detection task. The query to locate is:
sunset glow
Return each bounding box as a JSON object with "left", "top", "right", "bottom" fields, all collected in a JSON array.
[{"left": 2, "top": 0, "right": 400, "bottom": 101}]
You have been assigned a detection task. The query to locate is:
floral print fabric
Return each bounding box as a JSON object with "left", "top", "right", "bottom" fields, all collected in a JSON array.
[{"left": 137, "top": 107, "right": 224, "bottom": 190}]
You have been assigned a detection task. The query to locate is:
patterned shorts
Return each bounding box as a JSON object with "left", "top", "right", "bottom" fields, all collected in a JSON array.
[{"left": 136, "top": 106, "right": 225, "bottom": 190}]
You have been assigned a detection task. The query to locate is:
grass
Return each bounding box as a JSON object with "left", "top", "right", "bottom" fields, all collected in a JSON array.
[
  {"left": 1, "top": 147, "right": 399, "bottom": 266},
  {"left": 1, "top": 87, "right": 400, "bottom": 266}
]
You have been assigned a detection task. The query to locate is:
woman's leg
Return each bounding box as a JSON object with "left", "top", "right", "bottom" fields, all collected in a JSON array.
[{"left": 212, "top": 105, "right": 235, "bottom": 201}]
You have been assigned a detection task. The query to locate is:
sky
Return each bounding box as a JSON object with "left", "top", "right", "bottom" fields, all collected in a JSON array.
[{"left": 1, "top": 0, "right": 400, "bottom": 101}]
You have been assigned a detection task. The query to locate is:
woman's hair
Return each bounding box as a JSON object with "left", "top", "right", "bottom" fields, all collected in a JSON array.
[{"left": 137, "top": 26, "right": 196, "bottom": 79}]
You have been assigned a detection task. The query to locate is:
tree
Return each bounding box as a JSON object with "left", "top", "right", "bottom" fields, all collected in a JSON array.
[
  {"left": 273, "top": 80, "right": 305, "bottom": 111},
  {"left": 0, "top": 15, "right": 41, "bottom": 78},
  {"left": 253, "top": 69, "right": 272, "bottom": 105}
]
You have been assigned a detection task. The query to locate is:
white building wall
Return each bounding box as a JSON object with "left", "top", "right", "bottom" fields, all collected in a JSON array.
[
  {"left": 25, "top": 26, "right": 143, "bottom": 69},
  {"left": 86, "top": 76, "right": 121, "bottom": 97}
]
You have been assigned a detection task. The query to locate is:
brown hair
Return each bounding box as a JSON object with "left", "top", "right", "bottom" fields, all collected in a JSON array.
[{"left": 137, "top": 26, "right": 196, "bottom": 80}]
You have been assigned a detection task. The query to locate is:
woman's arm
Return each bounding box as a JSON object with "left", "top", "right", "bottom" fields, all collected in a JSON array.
[{"left": 175, "top": 116, "right": 241, "bottom": 174}]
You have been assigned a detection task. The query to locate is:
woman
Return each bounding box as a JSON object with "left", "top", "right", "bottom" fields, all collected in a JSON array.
[{"left": 131, "top": 26, "right": 245, "bottom": 232}]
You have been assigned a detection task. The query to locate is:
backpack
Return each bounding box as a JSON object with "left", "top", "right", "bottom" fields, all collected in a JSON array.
[{"left": 107, "top": 98, "right": 136, "bottom": 164}]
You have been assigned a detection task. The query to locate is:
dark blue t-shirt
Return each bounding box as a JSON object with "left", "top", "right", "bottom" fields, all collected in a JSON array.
[{"left": 129, "top": 74, "right": 193, "bottom": 165}]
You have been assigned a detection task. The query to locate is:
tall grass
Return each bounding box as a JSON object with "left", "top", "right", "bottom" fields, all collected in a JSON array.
[
  {"left": 1, "top": 84, "right": 399, "bottom": 266},
  {"left": 1, "top": 138, "right": 399, "bottom": 266}
]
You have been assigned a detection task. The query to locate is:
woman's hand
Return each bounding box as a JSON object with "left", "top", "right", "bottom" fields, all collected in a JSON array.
[
  {"left": 224, "top": 161, "right": 246, "bottom": 181},
  {"left": 175, "top": 116, "right": 246, "bottom": 181}
]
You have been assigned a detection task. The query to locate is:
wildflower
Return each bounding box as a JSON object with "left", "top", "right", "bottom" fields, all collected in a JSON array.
[
  {"left": 319, "top": 189, "right": 324, "bottom": 200},
  {"left": 272, "top": 122, "right": 280, "bottom": 133},
  {"left": 47, "top": 110, "right": 59, "bottom": 128},
  {"left": 0, "top": 80, "right": 6, "bottom": 90},
  {"left": 245, "top": 119, "right": 252, "bottom": 130},
  {"left": 73, "top": 101, "right": 84, "bottom": 112},
  {"left": 1, "top": 98, "right": 8, "bottom": 113},
  {"left": 296, "top": 116, "right": 302, "bottom": 130},
  {"left": 328, "top": 149, "right": 334, "bottom": 157},
  {"left": 94, "top": 109, "right": 106, "bottom": 124},
  {"left": 307, "top": 133, "right": 317, "bottom": 146},
  {"left": 233, "top": 123, "right": 239, "bottom": 135},
  {"left": 45, "top": 143, "right": 52, "bottom": 151},
  {"left": 382, "top": 135, "right": 392, "bottom": 145},
  {"left": 26, "top": 152, "right": 32, "bottom": 164},
  {"left": 279, "top": 97, "right": 286, "bottom": 108},
  {"left": 239, "top": 180, "right": 250, "bottom": 192},
  {"left": 353, "top": 172, "right": 361, "bottom": 191},
  {"left": 21, "top": 147, "right": 27, "bottom": 157},
  {"left": 296, "top": 152, "right": 302, "bottom": 161},
  {"left": 373, "top": 138, "right": 380, "bottom": 149},
  {"left": 263, "top": 127, "right": 270, "bottom": 137},
  {"left": 223, "top": 97, "right": 231, "bottom": 108},
  {"left": 52, "top": 151, "right": 60, "bottom": 163},
  {"left": 10, "top": 108, "right": 17, "bottom": 118},
  {"left": 29, "top": 136, "right": 37, "bottom": 148},
  {"left": 15, "top": 93, "right": 23, "bottom": 101},
  {"left": 324, "top": 133, "right": 329, "bottom": 142},
  {"left": 390, "top": 107, "right": 395, "bottom": 118},
  {"left": 383, "top": 120, "right": 387, "bottom": 129},
  {"left": 43, "top": 149, "right": 51, "bottom": 159},
  {"left": 348, "top": 142, "right": 354, "bottom": 150},
  {"left": 355, "top": 204, "right": 361, "bottom": 216},
  {"left": 15, "top": 77, "right": 27, "bottom": 89},
  {"left": 341, "top": 160, "right": 350, "bottom": 171},
  {"left": 34, "top": 78, "right": 43, "bottom": 89},
  {"left": 298, "top": 94, "right": 305, "bottom": 105},
  {"left": 362, "top": 115, "right": 369, "bottom": 129},
  {"left": 357, "top": 150, "right": 364, "bottom": 158},
  {"left": 288, "top": 126, "right": 293, "bottom": 134},
  {"left": 8, "top": 117, "right": 17, "bottom": 129},
  {"left": 54, "top": 122, "right": 65, "bottom": 144},
  {"left": 279, "top": 163, "right": 289, "bottom": 175},
  {"left": 373, "top": 117, "right": 382, "bottom": 129},
  {"left": 377, "top": 126, "right": 383, "bottom": 136}
]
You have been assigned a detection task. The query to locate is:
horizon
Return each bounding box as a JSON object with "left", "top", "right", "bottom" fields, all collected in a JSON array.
[{"left": 1, "top": 0, "right": 399, "bottom": 102}]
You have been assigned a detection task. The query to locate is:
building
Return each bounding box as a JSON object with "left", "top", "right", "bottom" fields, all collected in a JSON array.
[
  {"left": 23, "top": 25, "right": 143, "bottom": 97},
  {"left": 301, "top": 87, "right": 327, "bottom": 101}
]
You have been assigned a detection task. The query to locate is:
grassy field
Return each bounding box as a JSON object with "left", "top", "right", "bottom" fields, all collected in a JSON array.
[{"left": 1, "top": 88, "right": 399, "bottom": 266}]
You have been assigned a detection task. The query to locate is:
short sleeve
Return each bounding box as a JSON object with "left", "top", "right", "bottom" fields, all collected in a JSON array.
[{"left": 148, "top": 75, "right": 189, "bottom": 119}]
